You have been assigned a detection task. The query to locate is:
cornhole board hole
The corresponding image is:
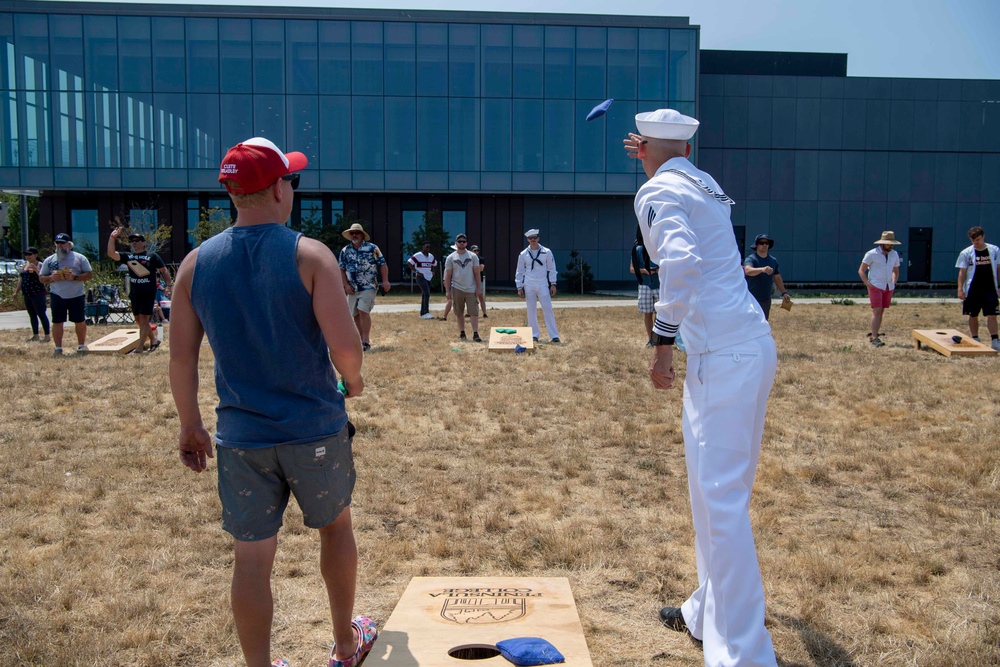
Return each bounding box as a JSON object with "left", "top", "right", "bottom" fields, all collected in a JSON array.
[
  {"left": 375, "top": 576, "right": 593, "bottom": 666},
  {"left": 88, "top": 328, "right": 142, "bottom": 355},
  {"left": 912, "top": 328, "right": 998, "bottom": 357},
  {"left": 488, "top": 327, "right": 535, "bottom": 353}
]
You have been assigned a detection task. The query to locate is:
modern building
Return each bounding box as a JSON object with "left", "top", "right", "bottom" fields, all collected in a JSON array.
[{"left": 1, "top": 1, "right": 998, "bottom": 286}]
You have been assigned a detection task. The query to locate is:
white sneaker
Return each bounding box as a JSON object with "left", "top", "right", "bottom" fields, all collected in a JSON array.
[
  {"left": 420, "top": 313, "right": 434, "bottom": 319},
  {"left": 77, "top": 344, "right": 88, "bottom": 353},
  {"left": 992, "top": 339, "right": 1000, "bottom": 351}
]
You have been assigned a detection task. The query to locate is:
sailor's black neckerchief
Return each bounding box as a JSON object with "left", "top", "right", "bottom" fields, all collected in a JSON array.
[{"left": 528, "top": 247, "right": 544, "bottom": 270}]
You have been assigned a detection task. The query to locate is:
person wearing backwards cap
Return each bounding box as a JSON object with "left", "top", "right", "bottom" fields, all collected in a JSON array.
[
  {"left": 169, "top": 137, "right": 377, "bottom": 667},
  {"left": 514, "top": 229, "right": 560, "bottom": 343},
  {"left": 107, "top": 228, "right": 173, "bottom": 352},
  {"left": 38, "top": 232, "right": 93, "bottom": 355},
  {"left": 743, "top": 233, "right": 791, "bottom": 321},
  {"left": 625, "top": 109, "right": 778, "bottom": 667},
  {"left": 858, "top": 231, "right": 901, "bottom": 347}
]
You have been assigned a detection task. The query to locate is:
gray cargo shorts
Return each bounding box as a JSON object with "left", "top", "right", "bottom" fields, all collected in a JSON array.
[{"left": 216, "top": 422, "right": 355, "bottom": 541}]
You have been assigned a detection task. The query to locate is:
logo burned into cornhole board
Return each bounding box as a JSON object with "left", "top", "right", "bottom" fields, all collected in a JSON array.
[
  {"left": 377, "top": 576, "right": 593, "bottom": 666},
  {"left": 487, "top": 327, "right": 535, "bottom": 353}
]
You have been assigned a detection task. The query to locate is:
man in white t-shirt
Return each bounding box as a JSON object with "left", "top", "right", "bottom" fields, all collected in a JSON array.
[
  {"left": 407, "top": 241, "right": 437, "bottom": 319},
  {"left": 858, "top": 232, "right": 901, "bottom": 347},
  {"left": 444, "top": 234, "right": 482, "bottom": 341}
]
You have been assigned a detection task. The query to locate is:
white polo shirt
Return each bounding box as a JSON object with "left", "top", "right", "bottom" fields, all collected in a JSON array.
[
  {"left": 634, "top": 157, "right": 770, "bottom": 354},
  {"left": 861, "top": 247, "right": 900, "bottom": 290}
]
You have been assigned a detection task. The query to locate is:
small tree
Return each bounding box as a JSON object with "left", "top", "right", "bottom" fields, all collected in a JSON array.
[
  {"left": 404, "top": 210, "right": 451, "bottom": 290},
  {"left": 560, "top": 250, "right": 595, "bottom": 294},
  {"left": 188, "top": 207, "right": 233, "bottom": 247},
  {"left": 302, "top": 210, "right": 364, "bottom": 256},
  {"left": 0, "top": 193, "right": 40, "bottom": 255},
  {"left": 107, "top": 202, "right": 172, "bottom": 256}
]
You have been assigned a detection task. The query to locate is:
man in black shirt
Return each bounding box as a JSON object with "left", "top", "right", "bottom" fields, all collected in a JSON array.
[
  {"left": 107, "top": 228, "right": 173, "bottom": 351},
  {"left": 743, "top": 234, "right": 791, "bottom": 320},
  {"left": 956, "top": 226, "right": 1000, "bottom": 349}
]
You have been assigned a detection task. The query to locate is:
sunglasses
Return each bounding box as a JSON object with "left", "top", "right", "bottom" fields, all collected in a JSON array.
[
  {"left": 527, "top": 236, "right": 539, "bottom": 240},
  {"left": 349, "top": 231, "right": 364, "bottom": 236},
  {"left": 456, "top": 239, "right": 467, "bottom": 243},
  {"left": 281, "top": 173, "right": 301, "bottom": 190}
]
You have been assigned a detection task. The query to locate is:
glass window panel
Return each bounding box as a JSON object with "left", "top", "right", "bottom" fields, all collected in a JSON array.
[
  {"left": 449, "top": 24, "right": 479, "bottom": 97},
  {"left": 608, "top": 28, "right": 637, "bottom": 100},
  {"left": 384, "top": 22, "right": 415, "bottom": 96},
  {"left": 49, "top": 14, "right": 81, "bottom": 85},
  {"left": 188, "top": 94, "right": 219, "bottom": 169},
  {"left": 52, "top": 67, "right": 86, "bottom": 167},
  {"left": 86, "top": 90, "right": 118, "bottom": 168},
  {"left": 84, "top": 16, "right": 118, "bottom": 91},
  {"left": 186, "top": 18, "right": 219, "bottom": 93},
  {"left": 512, "top": 99, "right": 542, "bottom": 172},
  {"left": 841, "top": 98, "right": 866, "bottom": 149},
  {"left": 746, "top": 96, "right": 772, "bottom": 148},
  {"left": 417, "top": 97, "right": 447, "bottom": 171},
  {"left": 669, "top": 29, "right": 696, "bottom": 101},
  {"left": 16, "top": 14, "right": 48, "bottom": 89},
  {"left": 771, "top": 98, "right": 796, "bottom": 149},
  {"left": 544, "top": 99, "right": 573, "bottom": 172},
  {"left": 1, "top": 16, "right": 13, "bottom": 167},
  {"left": 443, "top": 210, "right": 466, "bottom": 241},
  {"left": 482, "top": 99, "right": 511, "bottom": 172},
  {"left": 219, "top": 94, "right": 254, "bottom": 153},
  {"left": 638, "top": 29, "right": 668, "bottom": 101},
  {"left": 286, "top": 20, "right": 317, "bottom": 95},
  {"left": 724, "top": 97, "right": 748, "bottom": 148},
  {"left": 416, "top": 23, "right": 447, "bottom": 97},
  {"left": 286, "top": 95, "right": 319, "bottom": 169},
  {"left": 795, "top": 98, "right": 821, "bottom": 148},
  {"left": 864, "top": 151, "right": 889, "bottom": 201},
  {"left": 385, "top": 97, "right": 416, "bottom": 170},
  {"left": 512, "top": 26, "right": 543, "bottom": 98},
  {"left": 449, "top": 98, "right": 479, "bottom": 171},
  {"left": 575, "top": 99, "right": 604, "bottom": 173},
  {"left": 544, "top": 26, "right": 574, "bottom": 99},
  {"left": 351, "top": 21, "right": 382, "bottom": 95},
  {"left": 153, "top": 92, "right": 184, "bottom": 168},
  {"left": 187, "top": 198, "right": 200, "bottom": 250},
  {"left": 319, "top": 21, "right": 350, "bottom": 94},
  {"left": 819, "top": 100, "right": 843, "bottom": 150},
  {"left": 318, "top": 95, "right": 351, "bottom": 170},
  {"left": 865, "top": 99, "right": 890, "bottom": 150},
  {"left": 482, "top": 24, "right": 511, "bottom": 98},
  {"left": 402, "top": 209, "right": 425, "bottom": 251},
  {"left": 352, "top": 96, "right": 383, "bottom": 170},
  {"left": 152, "top": 17, "right": 185, "bottom": 92},
  {"left": 770, "top": 150, "right": 795, "bottom": 200},
  {"left": 253, "top": 94, "right": 284, "bottom": 148},
  {"left": 219, "top": 18, "right": 252, "bottom": 94},
  {"left": 794, "top": 150, "right": 818, "bottom": 201},
  {"left": 576, "top": 27, "right": 606, "bottom": 100},
  {"left": 605, "top": 98, "right": 637, "bottom": 174},
  {"left": 253, "top": 19, "right": 284, "bottom": 94},
  {"left": 299, "top": 197, "right": 323, "bottom": 227},
  {"left": 71, "top": 209, "right": 99, "bottom": 257},
  {"left": 120, "top": 93, "right": 154, "bottom": 168},
  {"left": 118, "top": 16, "right": 151, "bottom": 92}
]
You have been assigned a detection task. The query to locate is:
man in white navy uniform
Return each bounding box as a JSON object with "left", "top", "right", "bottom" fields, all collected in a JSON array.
[
  {"left": 625, "top": 109, "right": 778, "bottom": 667},
  {"left": 515, "top": 229, "right": 560, "bottom": 343}
]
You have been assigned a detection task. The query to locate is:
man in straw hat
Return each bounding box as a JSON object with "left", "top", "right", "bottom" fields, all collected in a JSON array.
[
  {"left": 339, "top": 222, "right": 390, "bottom": 352},
  {"left": 859, "top": 231, "right": 901, "bottom": 347},
  {"left": 169, "top": 137, "right": 377, "bottom": 667},
  {"left": 625, "top": 109, "right": 778, "bottom": 667}
]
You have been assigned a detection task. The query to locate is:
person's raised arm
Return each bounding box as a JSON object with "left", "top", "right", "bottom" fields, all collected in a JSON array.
[{"left": 107, "top": 227, "right": 123, "bottom": 262}]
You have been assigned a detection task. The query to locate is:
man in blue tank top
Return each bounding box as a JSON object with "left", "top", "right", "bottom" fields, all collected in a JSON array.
[{"left": 169, "top": 137, "right": 377, "bottom": 667}]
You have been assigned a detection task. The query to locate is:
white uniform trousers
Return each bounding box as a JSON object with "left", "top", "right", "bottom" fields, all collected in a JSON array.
[
  {"left": 524, "top": 284, "right": 559, "bottom": 339},
  {"left": 680, "top": 334, "right": 778, "bottom": 667}
]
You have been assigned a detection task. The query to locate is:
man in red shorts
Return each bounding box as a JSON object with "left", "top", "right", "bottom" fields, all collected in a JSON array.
[{"left": 858, "top": 231, "right": 901, "bottom": 347}]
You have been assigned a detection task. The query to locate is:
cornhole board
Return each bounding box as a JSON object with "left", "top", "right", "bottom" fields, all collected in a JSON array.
[
  {"left": 912, "top": 328, "right": 998, "bottom": 357},
  {"left": 487, "top": 327, "right": 535, "bottom": 353},
  {"left": 88, "top": 328, "right": 142, "bottom": 355},
  {"left": 375, "top": 576, "right": 593, "bottom": 666}
]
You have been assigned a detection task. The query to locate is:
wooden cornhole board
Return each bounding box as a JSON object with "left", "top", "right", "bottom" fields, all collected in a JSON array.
[
  {"left": 88, "top": 328, "right": 142, "bottom": 355},
  {"left": 375, "top": 576, "right": 593, "bottom": 666},
  {"left": 488, "top": 327, "right": 535, "bottom": 353},
  {"left": 912, "top": 328, "right": 998, "bottom": 357}
]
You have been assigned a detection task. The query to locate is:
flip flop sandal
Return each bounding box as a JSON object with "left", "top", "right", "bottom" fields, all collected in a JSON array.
[
  {"left": 329, "top": 615, "right": 378, "bottom": 667},
  {"left": 272, "top": 660, "right": 290, "bottom": 667}
]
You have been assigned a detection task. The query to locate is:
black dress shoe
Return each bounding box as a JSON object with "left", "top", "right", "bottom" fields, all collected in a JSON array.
[{"left": 659, "top": 606, "right": 688, "bottom": 632}]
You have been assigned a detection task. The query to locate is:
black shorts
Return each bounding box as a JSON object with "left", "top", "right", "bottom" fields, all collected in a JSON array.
[
  {"left": 50, "top": 294, "right": 86, "bottom": 323},
  {"left": 130, "top": 290, "right": 156, "bottom": 316},
  {"left": 963, "top": 290, "right": 999, "bottom": 317}
]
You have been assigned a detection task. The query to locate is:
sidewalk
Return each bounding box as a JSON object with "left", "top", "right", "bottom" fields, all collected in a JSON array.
[{"left": 0, "top": 296, "right": 961, "bottom": 331}]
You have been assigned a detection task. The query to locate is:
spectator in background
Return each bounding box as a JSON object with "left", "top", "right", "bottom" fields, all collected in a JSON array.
[
  {"left": 743, "top": 234, "right": 791, "bottom": 321},
  {"left": 629, "top": 245, "right": 659, "bottom": 347},
  {"left": 107, "top": 228, "right": 173, "bottom": 353},
  {"left": 859, "top": 231, "right": 901, "bottom": 347},
  {"left": 470, "top": 244, "right": 488, "bottom": 317},
  {"left": 38, "top": 233, "right": 93, "bottom": 355},
  {"left": 407, "top": 240, "right": 437, "bottom": 319},
  {"left": 15, "top": 246, "right": 50, "bottom": 343},
  {"left": 339, "top": 223, "right": 390, "bottom": 352}
]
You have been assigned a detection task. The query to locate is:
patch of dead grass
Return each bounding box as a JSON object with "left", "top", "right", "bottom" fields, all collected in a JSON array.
[{"left": 1, "top": 303, "right": 999, "bottom": 666}]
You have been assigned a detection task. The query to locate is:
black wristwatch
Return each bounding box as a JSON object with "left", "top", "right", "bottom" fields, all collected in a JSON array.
[{"left": 649, "top": 332, "right": 675, "bottom": 346}]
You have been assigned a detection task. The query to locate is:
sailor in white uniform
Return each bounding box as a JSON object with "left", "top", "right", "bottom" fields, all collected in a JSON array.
[
  {"left": 625, "top": 109, "right": 778, "bottom": 667},
  {"left": 514, "top": 229, "right": 560, "bottom": 342}
]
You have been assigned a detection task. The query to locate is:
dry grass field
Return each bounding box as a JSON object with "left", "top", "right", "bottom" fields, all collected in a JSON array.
[{"left": 1, "top": 302, "right": 998, "bottom": 667}]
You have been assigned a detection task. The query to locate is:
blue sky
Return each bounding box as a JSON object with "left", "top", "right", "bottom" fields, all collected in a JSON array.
[{"left": 78, "top": 0, "right": 1000, "bottom": 80}]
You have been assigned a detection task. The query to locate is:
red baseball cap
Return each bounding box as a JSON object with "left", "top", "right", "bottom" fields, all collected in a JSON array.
[{"left": 218, "top": 137, "right": 308, "bottom": 195}]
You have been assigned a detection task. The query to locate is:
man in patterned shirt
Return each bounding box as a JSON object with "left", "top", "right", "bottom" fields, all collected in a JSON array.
[{"left": 339, "top": 223, "right": 390, "bottom": 351}]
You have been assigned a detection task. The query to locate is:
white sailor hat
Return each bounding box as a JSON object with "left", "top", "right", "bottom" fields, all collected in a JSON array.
[
  {"left": 635, "top": 109, "right": 699, "bottom": 140},
  {"left": 525, "top": 229, "right": 540, "bottom": 238}
]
